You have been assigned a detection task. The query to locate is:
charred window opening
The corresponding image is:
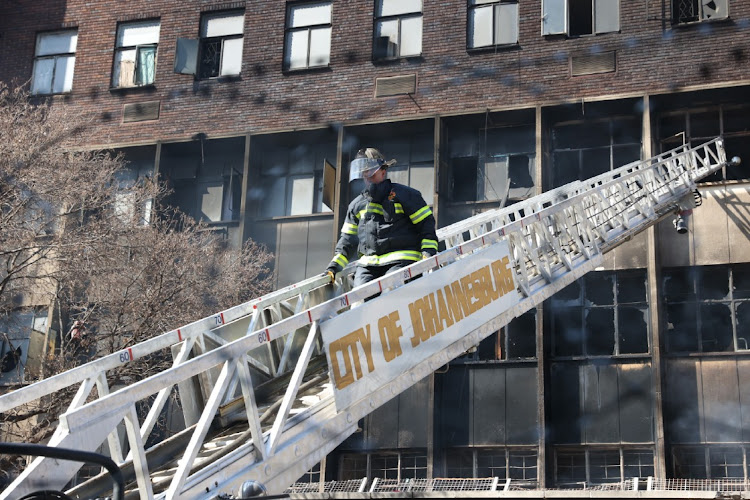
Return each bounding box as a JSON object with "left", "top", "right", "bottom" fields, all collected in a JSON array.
[
  {"left": 549, "top": 270, "right": 649, "bottom": 358},
  {"left": 338, "top": 451, "right": 427, "bottom": 481},
  {"left": 569, "top": 0, "right": 594, "bottom": 36},
  {"left": 664, "top": 264, "right": 750, "bottom": 354},
  {"left": 671, "top": 0, "right": 728, "bottom": 25},
  {"left": 444, "top": 447, "right": 538, "bottom": 483},
  {"left": 465, "top": 310, "right": 536, "bottom": 362},
  {"left": 551, "top": 117, "right": 641, "bottom": 189},
  {"left": 657, "top": 103, "right": 750, "bottom": 183},
  {"left": 160, "top": 137, "right": 244, "bottom": 230},
  {"left": 542, "top": 0, "right": 620, "bottom": 36},
  {"left": 556, "top": 448, "right": 654, "bottom": 486}
]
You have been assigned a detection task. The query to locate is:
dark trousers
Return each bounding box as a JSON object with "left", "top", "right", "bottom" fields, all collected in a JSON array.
[{"left": 352, "top": 261, "right": 409, "bottom": 287}]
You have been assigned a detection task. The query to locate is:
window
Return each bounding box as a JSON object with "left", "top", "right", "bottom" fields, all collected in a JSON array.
[
  {"left": 284, "top": 2, "right": 332, "bottom": 70},
  {"left": 672, "top": 0, "right": 728, "bottom": 25},
  {"left": 468, "top": 0, "right": 519, "bottom": 49},
  {"left": 672, "top": 446, "right": 744, "bottom": 479},
  {"left": 550, "top": 270, "right": 650, "bottom": 357},
  {"left": 556, "top": 447, "right": 654, "bottom": 486},
  {"left": 551, "top": 117, "right": 641, "bottom": 189},
  {"left": 658, "top": 104, "right": 750, "bottom": 183},
  {"left": 664, "top": 264, "right": 750, "bottom": 354},
  {"left": 462, "top": 310, "right": 536, "bottom": 361},
  {"left": 199, "top": 11, "right": 244, "bottom": 78},
  {"left": 542, "top": 0, "right": 620, "bottom": 36},
  {"left": 31, "top": 30, "right": 77, "bottom": 95},
  {"left": 1, "top": 310, "right": 47, "bottom": 385},
  {"left": 444, "top": 448, "right": 538, "bottom": 484},
  {"left": 373, "top": 0, "right": 422, "bottom": 60},
  {"left": 112, "top": 20, "right": 160, "bottom": 88},
  {"left": 339, "top": 451, "right": 427, "bottom": 481}
]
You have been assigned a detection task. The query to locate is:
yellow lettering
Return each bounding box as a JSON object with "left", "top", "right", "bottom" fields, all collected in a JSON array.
[
  {"left": 329, "top": 325, "right": 375, "bottom": 389},
  {"left": 435, "top": 287, "right": 455, "bottom": 330},
  {"left": 408, "top": 298, "right": 429, "bottom": 348},
  {"left": 444, "top": 281, "right": 468, "bottom": 322},
  {"left": 460, "top": 274, "right": 480, "bottom": 315},
  {"left": 492, "top": 256, "right": 515, "bottom": 295},
  {"left": 378, "top": 311, "right": 404, "bottom": 361},
  {"left": 479, "top": 264, "right": 499, "bottom": 303}
]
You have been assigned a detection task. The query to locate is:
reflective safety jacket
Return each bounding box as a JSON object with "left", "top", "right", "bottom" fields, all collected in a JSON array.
[{"left": 327, "top": 179, "right": 438, "bottom": 273}]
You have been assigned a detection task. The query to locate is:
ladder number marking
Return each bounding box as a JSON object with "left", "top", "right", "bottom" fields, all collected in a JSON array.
[
  {"left": 119, "top": 348, "right": 134, "bottom": 363},
  {"left": 214, "top": 313, "right": 225, "bottom": 326},
  {"left": 258, "top": 329, "right": 270, "bottom": 344}
]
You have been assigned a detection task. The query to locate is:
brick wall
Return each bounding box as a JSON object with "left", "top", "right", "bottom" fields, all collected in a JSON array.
[{"left": 0, "top": 0, "right": 748, "bottom": 147}]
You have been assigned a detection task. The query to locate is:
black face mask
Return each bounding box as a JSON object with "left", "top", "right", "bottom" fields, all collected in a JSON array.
[{"left": 365, "top": 179, "right": 390, "bottom": 202}]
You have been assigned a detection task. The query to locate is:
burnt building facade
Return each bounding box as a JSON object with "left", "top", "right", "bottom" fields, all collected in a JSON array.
[{"left": 1, "top": 0, "right": 750, "bottom": 489}]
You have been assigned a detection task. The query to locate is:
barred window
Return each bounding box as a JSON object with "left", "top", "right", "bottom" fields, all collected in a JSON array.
[{"left": 556, "top": 447, "right": 654, "bottom": 486}]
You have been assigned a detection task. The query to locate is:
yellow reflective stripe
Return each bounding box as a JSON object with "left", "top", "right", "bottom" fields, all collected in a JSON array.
[
  {"left": 421, "top": 239, "right": 438, "bottom": 250},
  {"left": 394, "top": 203, "right": 404, "bottom": 214},
  {"left": 410, "top": 206, "right": 432, "bottom": 224},
  {"left": 367, "top": 203, "right": 384, "bottom": 216},
  {"left": 333, "top": 253, "right": 348, "bottom": 267},
  {"left": 358, "top": 209, "right": 366, "bottom": 219},
  {"left": 359, "top": 250, "right": 422, "bottom": 266},
  {"left": 342, "top": 222, "right": 358, "bottom": 235}
]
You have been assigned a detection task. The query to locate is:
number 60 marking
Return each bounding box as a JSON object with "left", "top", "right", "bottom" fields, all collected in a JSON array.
[
  {"left": 119, "top": 351, "right": 131, "bottom": 363},
  {"left": 258, "top": 330, "right": 269, "bottom": 344}
]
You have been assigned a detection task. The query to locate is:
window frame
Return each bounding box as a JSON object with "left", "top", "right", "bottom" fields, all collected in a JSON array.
[
  {"left": 339, "top": 450, "right": 428, "bottom": 482},
  {"left": 198, "top": 10, "right": 245, "bottom": 80},
  {"left": 467, "top": 0, "right": 520, "bottom": 50},
  {"left": 373, "top": 0, "right": 423, "bottom": 61},
  {"left": 541, "top": 0, "right": 620, "bottom": 37},
  {"left": 31, "top": 29, "right": 78, "bottom": 95},
  {"left": 283, "top": 1, "right": 333, "bottom": 71},
  {"left": 111, "top": 19, "right": 160, "bottom": 89},
  {"left": 671, "top": 0, "right": 729, "bottom": 25},
  {"left": 555, "top": 447, "right": 655, "bottom": 486}
]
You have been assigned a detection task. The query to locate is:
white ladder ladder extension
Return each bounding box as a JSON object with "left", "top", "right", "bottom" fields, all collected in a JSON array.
[{"left": 0, "top": 138, "right": 729, "bottom": 499}]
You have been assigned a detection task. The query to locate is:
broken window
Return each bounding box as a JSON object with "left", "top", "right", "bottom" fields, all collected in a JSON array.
[
  {"left": 657, "top": 103, "right": 750, "bottom": 182},
  {"left": 373, "top": 0, "right": 422, "bottom": 60},
  {"left": 256, "top": 141, "right": 336, "bottom": 218},
  {"left": 550, "top": 270, "right": 649, "bottom": 357},
  {"left": 160, "top": 137, "right": 244, "bottom": 224},
  {"left": 471, "top": 309, "right": 536, "bottom": 361},
  {"left": 175, "top": 11, "right": 245, "bottom": 78},
  {"left": 664, "top": 264, "right": 750, "bottom": 353},
  {"left": 112, "top": 20, "right": 160, "bottom": 88},
  {"left": 0, "top": 310, "right": 47, "bottom": 385},
  {"left": 671, "top": 0, "right": 728, "bottom": 25},
  {"left": 551, "top": 117, "right": 640, "bottom": 189},
  {"left": 284, "top": 2, "right": 332, "bottom": 71},
  {"left": 556, "top": 447, "right": 654, "bottom": 485},
  {"left": 468, "top": 0, "right": 519, "bottom": 49},
  {"left": 113, "top": 146, "right": 155, "bottom": 225},
  {"left": 31, "top": 30, "right": 77, "bottom": 95},
  {"left": 542, "top": 0, "right": 620, "bottom": 36}
]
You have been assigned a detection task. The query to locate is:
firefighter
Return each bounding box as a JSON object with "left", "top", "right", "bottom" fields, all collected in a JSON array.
[{"left": 324, "top": 148, "right": 438, "bottom": 287}]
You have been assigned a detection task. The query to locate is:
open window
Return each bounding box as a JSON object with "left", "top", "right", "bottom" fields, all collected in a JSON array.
[
  {"left": 672, "top": 0, "right": 728, "bottom": 24},
  {"left": 112, "top": 20, "right": 160, "bottom": 88},
  {"left": 174, "top": 11, "right": 244, "bottom": 78},
  {"left": 542, "top": 0, "right": 619, "bottom": 36}
]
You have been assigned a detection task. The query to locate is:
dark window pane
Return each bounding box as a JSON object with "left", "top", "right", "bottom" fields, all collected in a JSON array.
[
  {"left": 590, "top": 450, "right": 622, "bottom": 483},
  {"left": 623, "top": 449, "right": 654, "bottom": 478},
  {"left": 554, "top": 122, "right": 610, "bottom": 149},
  {"left": 666, "top": 303, "right": 699, "bottom": 352},
  {"left": 340, "top": 454, "right": 368, "bottom": 480},
  {"left": 709, "top": 447, "right": 743, "bottom": 479},
  {"left": 585, "top": 308, "right": 616, "bottom": 356},
  {"left": 673, "top": 447, "right": 707, "bottom": 479},
  {"left": 569, "top": 0, "right": 593, "bottom": 35},
  {"left": 556, "top": 451, "right": 586, "bottom": 484},
  {"left": 199, "top": 39, "right": 221, "bottom": 78},
  {"left": 581, "top": 147, "right": 611, "bottom": 180},
  {"left": 663, "top": 268, "right": 697, "bottom": 302},
  {"left": 401, "top": 453, "right": 427, "bottom": 479},
  {"left": 508, "top": 154, "right": 534, "bottom": 188},
  {"left": 585, "top": 272, "right": 615, "bottom": 305},
  {"left": 554, "top": 281, "right": 582, "bottom": 305},
  {"left": 506, "top": 311, "right": 536, "bottom": 359},
  {"left": 659, "top": 113, "right": 687, "bottom": 140},
  {"left": 445, "top": 448, "right": 474, "bottom": 478},
  {"left": 451, "top": 157, "right": 479, "bottom": 202},
  {"left": 700, "top": 303, "right": 733, "bottom": 352},
  {"left": 612, "top": 144, "right": 642, "bottom": 170},
  {"left": 619, "top": 306, "right": 649, "bottom": 354},
  {"left": 552, "top": 151, "right": 580, "bottom": 187},
  {"left": 734, "top": 264, "right": 750, "bottom": 299},
  {"left": 699, "top": 266, "right": 729, "bottom": 300},
  {"left": 618, "top": 271, "right": 647, "bottom": 304},
  {"left": 611, "top": 118, "right": 641, "bottom": 145},
  {"left": 477, "top": 450, "right": 507, "bottom": 479},
  {"left": 736, "top": 302, "right": 750, "bottom": 351},
  {"left": 553, "top": 308, "right": 583, "bottom": 356},
  {"left": 477, "top": 331, "right": 500, "bottom": 360},
  {"left": 723, "top": 106, "right": 750, "bottom": 134},
  {"left": 509, "top": 450, "right": 537, "bottom": 481},
  {"left": 690, "top": 110, "right": 721, "bottom": 139},
  {"left": 724, "top": 136, "right": 750, "bottom": 181},
  {"left": 371, "top": 454, "right": 399, "bottom": 479}
]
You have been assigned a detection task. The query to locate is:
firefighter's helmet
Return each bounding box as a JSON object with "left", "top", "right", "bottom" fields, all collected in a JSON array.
[{"left": 349, "top": 148, "right": 396, "bottom": 182}]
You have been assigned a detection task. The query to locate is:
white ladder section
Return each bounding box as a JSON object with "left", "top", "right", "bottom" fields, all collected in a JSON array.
[{"left": 0, "top": 139, "right": 729, "bottom": 499}]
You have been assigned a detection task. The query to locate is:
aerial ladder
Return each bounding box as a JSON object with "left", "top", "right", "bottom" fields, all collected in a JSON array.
[{"left": 0, "top": 138, "right": 735, "bottom": 499}]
